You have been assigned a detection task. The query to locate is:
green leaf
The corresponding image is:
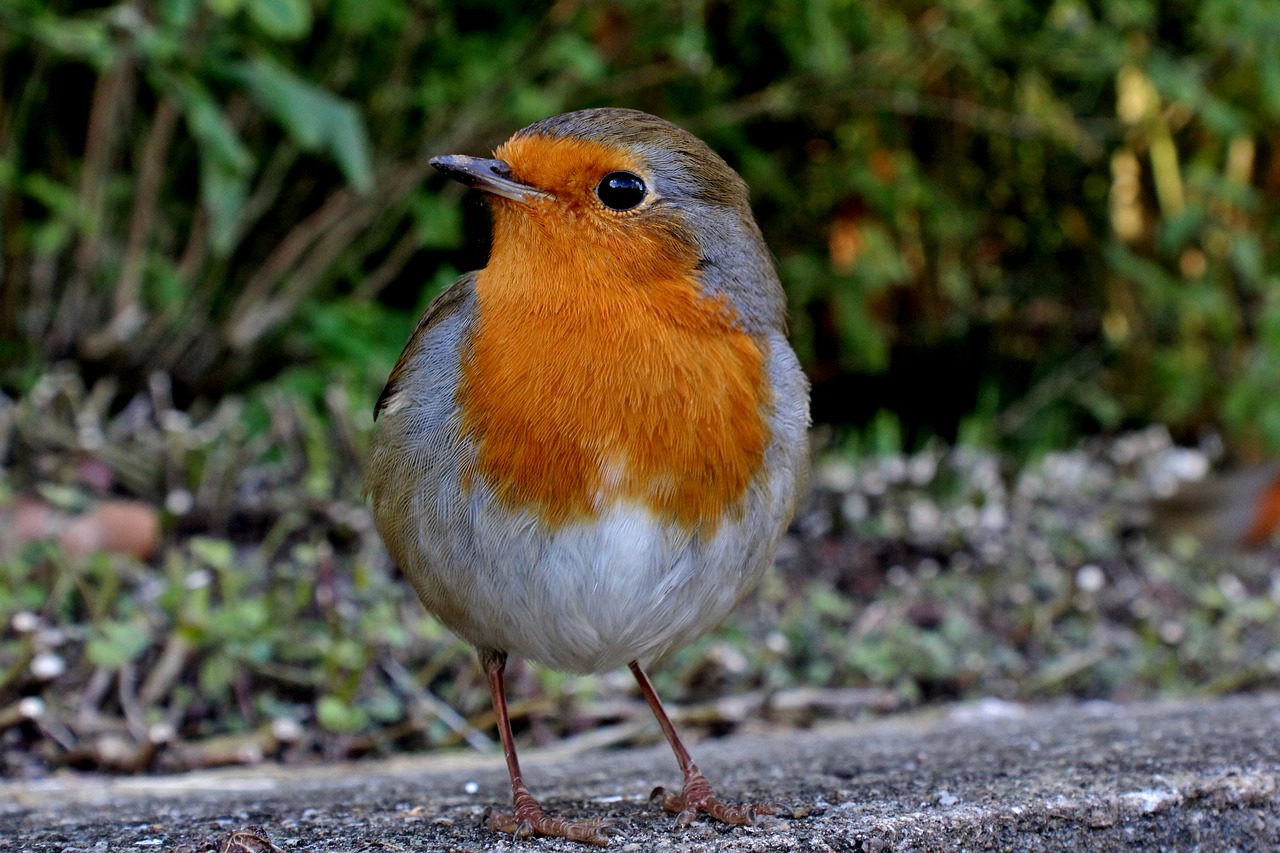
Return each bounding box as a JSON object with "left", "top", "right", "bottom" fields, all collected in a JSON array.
[
  {"left": 199, "top": 151, "right": 251, "bottom": 255},
  {"left": 174, "top": 79, "right": 254, "bottom": 253},
  {"left": 30, "top": 14, "right": 115, "bottom": 64},
  {"left": 189, "top": 536, "right": 235, "bottom": 572},
  {"left": 317, "top": 695, "right": 368, "bottom": 732},
  {"left": 247, "top": 0, "right": 312, "bottom": 40},
  {"left": 199, "top": 654, "right": 236, "bottom": 694},
  {"left": 159, "top": 0, "right": 198, "bottom": 28},
  {"left": 180, "top": 85, "right": 253, "bottom": 173},
  {"left": 87, "top": 620, "right": 151, "bottom": 669},
  {"left": 206, "top": 0, "right": 246, "bottom": 16},
  {"left": 239, "top": 57, "right": 374, "bottom": 192},
  {"left": 409, "top": 192, "right": 462, "bottom": 249}
]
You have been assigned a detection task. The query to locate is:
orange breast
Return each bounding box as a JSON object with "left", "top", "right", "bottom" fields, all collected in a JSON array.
[{"left": 456, "top": 217, "right": 769, "bottom": 533}]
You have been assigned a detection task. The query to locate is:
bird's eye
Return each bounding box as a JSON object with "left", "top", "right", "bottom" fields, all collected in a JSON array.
[{"left": 595, "top": 171, "right": 646, "bottom": 211}]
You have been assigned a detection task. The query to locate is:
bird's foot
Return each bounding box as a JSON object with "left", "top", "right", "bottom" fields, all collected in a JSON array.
[
  {"left": 650, "top": 765, "right": 793, "bottom": 828},
  {"left": 485, "top": 791, "right": 622, "bottom": 847}
]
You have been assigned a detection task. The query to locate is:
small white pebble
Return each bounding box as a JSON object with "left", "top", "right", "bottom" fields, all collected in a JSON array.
[
  {"left": 1076, "top": 564, "right": 1106, "bottom": 593},
  {"left": 908, "top": 453, "right": 937, "bottom": 485},
  {"left": 1219, "top": 573, "right": 1247, "bottom": 603},
  {"left": 841, "top": 492, "right": 869, "bottom": 522},
  {"left": 165, "top": 489, "right": 195, "bottom": 515},
  {"left": 148, "top": 722, "right": 176, "bottom": 744},
  {"left": 979, "top": 504, "right": 1007, "bottom": 532},
  {"left": 1158, "top": 621, "right": 1185, "bottom": 645},
  {"left": 952, "top": 505, "right": 979, "bottom": 531},
  {"left": 30, "top": 652, "right": 66, "bottom": 680},
  {"left": 880, "top": 455, "right": 907, "bottom": 484},
  {"left": 936, "top": 790, "right": 959, "bottom": 807},
  {"left": 18, "top": 697, "right": 45, "bottom": 720},
  {"left": 1160, "top": 448, "right": 1209, "bottom": 482},
  {"left": 185, "top": 569, "right": 212, "bottom": 590},
  {"left": 908, "top": 500, "right": 941, "bottom": 536},
  {"left": 711, "top": 643, "right": 748, "bottom": 674},
  {"left": 816, "top": 459, "right": 857, "bottom": 492},
  {"left": 464, "top": 781, "right": 479, "bottom": 795},
  {"left": 272, "top": 717, "right": 303, "bottom": 743},
  {"left": 11, "top": 612, "right": 41, "bottom": 634}
]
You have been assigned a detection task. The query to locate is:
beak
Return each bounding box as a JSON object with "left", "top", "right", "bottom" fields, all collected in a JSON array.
[{"left": 429, "top": 155, "right": 551, "bottom": 203}]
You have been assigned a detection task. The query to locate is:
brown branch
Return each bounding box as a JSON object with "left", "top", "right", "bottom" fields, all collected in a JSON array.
[
  {"left": 353, "top": 226, "right": 420, "bottom": 301},
  {"left": 235, "top": 143, "right": 301, "bottom": 240},
  {"left": 115, "top": 97, "right": 180, "bottom": 317},
  {"left": 58, "top": 58, "right": 136, "bottom": 349},
  {"left": 80, "top": 98, "right": 182, "bottom": 360},
  {"left": 231, "top": 198, "right": 377, "bottom": 348},
  {"left": 225, "top": 186, "right": 361, "bottom": 345}
]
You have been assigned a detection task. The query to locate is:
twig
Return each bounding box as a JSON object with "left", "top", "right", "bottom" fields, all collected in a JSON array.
[
  {"left": 58, "top": 58, "right": 136, "bottom": 348},
  {"left": 112, "top": 97, "right": 181, "bottom": 320},
  {"left": 225, "top": 186, "right": 362, "bottom": 345},
  {"left": 0, "top": 697, "right": 45, "bottom": 731},
  {"left": 382, "top": 658, "right": 493, "bottom": 752},
  {"left": 138, "top": 633, "right": 192, "bottom": 707},
  {"left": 352, "top": 227, "right": 420, "bottom": 301}
]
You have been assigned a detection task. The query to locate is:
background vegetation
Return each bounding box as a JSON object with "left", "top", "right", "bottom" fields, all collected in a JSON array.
[{"left": 2, "top": 0, "right": 1280, "bottom": 775}]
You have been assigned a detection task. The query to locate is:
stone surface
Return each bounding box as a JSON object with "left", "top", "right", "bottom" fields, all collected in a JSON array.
[{"left": 3, "top": 692, "right": 1278, "bottom": 851}]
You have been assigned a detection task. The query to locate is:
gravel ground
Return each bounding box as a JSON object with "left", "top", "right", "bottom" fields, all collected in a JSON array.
[{"left": 3, "top": 691, "right": 1277, "bottom": 851}]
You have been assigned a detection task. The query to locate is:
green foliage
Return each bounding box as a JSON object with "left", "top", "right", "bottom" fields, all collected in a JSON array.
[
  {"left": 0, "top": 1, "right": 1278, "bottom": 449},
  {"left": 5, "top": 0, "right": 1280, "bottom": 775}
]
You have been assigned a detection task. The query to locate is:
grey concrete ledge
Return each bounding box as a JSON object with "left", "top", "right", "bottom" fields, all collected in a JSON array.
[{"left": 3, "top": 692, "right": 1278, "bottom": 851}]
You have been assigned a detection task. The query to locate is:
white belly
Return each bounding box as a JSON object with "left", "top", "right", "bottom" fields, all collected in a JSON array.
[{"left": 405, "top": 497, "right": 782, "bottom": 674}]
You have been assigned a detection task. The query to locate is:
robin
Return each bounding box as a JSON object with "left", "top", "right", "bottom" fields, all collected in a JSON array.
[
  {"left": 1149, "top": 462, "right": 1280, "bottom": 550},
  {"left": 366, "top": 107, "right": 810, "bottom": 845}
]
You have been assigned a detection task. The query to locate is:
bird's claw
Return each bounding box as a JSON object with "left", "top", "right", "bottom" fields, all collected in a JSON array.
[
  {"left": 486, "top": 808, "right": 621, "bottom": 847},
  {"left": 651, "top": 770, "right": 795, "bottom": 828}
]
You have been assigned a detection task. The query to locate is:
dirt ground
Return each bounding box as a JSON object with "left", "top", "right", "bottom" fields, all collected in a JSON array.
[{"left": 3, "top": 691, "right": 1278, "bottom": 852}]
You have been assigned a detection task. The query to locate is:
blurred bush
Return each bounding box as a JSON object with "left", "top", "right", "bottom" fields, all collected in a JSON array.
[{"left": 2, "top": 0, "right": 1280, "bottom": 449}]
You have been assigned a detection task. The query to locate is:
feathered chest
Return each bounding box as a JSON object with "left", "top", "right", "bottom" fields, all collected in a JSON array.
[{"left": 456, "top": 260, "right": 770, "bottom": 533}]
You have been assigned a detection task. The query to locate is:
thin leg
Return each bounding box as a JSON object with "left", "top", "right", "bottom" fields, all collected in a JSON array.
[
  {"left": 629, "top": 660, "right": 793, "bottom": 827},
  {"left": 480, "top": 649, "right": 619, "bottom": 846}
]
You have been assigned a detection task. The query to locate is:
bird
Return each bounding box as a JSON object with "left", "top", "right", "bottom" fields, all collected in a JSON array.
[
  {"left": 1148, "top": 462, "right": 1280, "bottom": 550},
  {"left": 365, "top": 107, "right": 810, "bottom": 846}
]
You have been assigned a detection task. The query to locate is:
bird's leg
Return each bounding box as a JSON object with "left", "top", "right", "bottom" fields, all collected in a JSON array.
[
  {"left": 630, "top": 660, "right": 793, "bottom": 827},
  {"left": 480, "top": 649, "right": 620, "bottom": 846}
]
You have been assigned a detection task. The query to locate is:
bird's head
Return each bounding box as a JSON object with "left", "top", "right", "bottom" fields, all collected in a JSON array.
[{"left": 430, "top": 108, "right": 784, "bottom": 332}]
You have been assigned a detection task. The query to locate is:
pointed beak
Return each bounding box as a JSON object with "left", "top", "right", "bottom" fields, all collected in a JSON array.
[{"left": 429, "top": 155, "right": 551, "bottom": 204}]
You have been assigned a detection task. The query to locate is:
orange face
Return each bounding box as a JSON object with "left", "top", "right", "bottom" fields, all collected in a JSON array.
[{"left": 455, "top": 133, "right": 771, "bottom": 533}]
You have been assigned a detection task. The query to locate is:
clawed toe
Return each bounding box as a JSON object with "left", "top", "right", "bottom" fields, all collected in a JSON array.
[
  {"left": 651, "top": 770, "right": 797, "bottom": 828},
  {"left": 486, "top": 808, "right": 621, "bottom": 847}
]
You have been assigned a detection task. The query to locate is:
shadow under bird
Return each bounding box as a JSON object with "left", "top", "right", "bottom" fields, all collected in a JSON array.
[{"left": 366, "top": 107, "right": 810, "bottom": 846}]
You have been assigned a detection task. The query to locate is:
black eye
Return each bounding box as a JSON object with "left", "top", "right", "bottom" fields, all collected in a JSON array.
[{"left": 596, "top": 171, "right": 646, "bottom": 210}]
